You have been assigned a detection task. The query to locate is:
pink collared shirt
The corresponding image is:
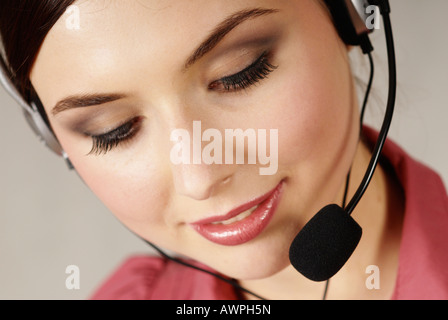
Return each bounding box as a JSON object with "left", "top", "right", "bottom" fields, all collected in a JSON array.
[{"left": 91, "top": 128, "right": 448, "bottom": 300}]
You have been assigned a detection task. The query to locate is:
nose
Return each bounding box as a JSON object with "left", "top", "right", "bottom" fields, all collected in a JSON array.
[
  {"left": 171, "top": 161, "right": 233, "bottom": 201},
  {"left": 167, "top": 118, "right": 235, "bottom": 200}
]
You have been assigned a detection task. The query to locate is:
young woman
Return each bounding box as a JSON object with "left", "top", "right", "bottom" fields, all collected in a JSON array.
[{"left": 1, "top": 0, "right": 447, "bottom": 300}]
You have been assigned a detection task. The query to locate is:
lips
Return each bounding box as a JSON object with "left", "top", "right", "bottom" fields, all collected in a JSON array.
[{"left": 190, "top": 181, "right": 284, "bottom": 246}]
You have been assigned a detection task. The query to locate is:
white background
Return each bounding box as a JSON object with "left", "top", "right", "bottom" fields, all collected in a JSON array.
[{"left": 0, "top": 0, "right": 447, "bottom": 299}]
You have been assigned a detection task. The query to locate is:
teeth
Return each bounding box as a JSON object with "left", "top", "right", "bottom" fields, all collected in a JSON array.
[{"left": 212, "top": 205, "right": 258, "bottom": 225}]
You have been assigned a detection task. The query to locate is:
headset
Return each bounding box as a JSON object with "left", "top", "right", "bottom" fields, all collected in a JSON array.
[
  {"left": 0, "top": 57, "right": 73, "bottom": 168},
  {"left": 0, "top": 0, "right": 395, "bottom": 299}
]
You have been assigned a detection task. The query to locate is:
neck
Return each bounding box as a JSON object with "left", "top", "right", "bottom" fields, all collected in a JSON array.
[{"left": 240, "top": 137, "right": 405, "bottom": 300}]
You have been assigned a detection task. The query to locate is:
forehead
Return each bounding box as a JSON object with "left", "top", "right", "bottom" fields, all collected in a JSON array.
[
  {"left": 30, "top": 0, "right": 281, "bottom": 104},
  {"left": 30, "top": 0, "right": 323, "bottom": 111}
]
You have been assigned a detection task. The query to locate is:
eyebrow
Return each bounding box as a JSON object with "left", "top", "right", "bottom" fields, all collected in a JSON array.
[
  {"left": 51, "top": 7, "right": 279, "bottom": 116},
  {"left": 52, "top": 93, "right": 126, "bottom": 116},
  {"left": 184, "top": 7, "right": 279, "bottom": 70}
]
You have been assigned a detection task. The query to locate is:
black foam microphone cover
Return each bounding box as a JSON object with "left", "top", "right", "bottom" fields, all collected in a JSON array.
[{"left": 289, "top": 204, "right": 362, "bottom": 281}]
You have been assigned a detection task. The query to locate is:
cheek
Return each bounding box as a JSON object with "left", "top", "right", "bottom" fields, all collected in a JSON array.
[
  {"left": 277, "top": 67, "right": 354, "bottom": 167},
  {"left": 262, "top": 38, "right": 358, "bottom": 213},
  {"left": 266, "top": 51, "right": 354, "bottom": 166},
  {"left": 68, "top": 152, "right": 171, "bottom": 231},
  {"left": 49, "top": 117, "right": 175, "bottom": 234}
]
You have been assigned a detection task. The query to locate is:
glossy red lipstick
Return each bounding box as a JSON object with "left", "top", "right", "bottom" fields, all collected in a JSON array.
[{"left": 190, "top": 182, "right": 284, "bottom": 246}]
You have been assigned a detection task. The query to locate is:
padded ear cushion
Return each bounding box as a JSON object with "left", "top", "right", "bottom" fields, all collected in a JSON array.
[
  {"left": 25, "top": 102, "right": 64, "bottom": 156},
  {"left": 323, "top": 0, "right": 369, "bottom": 46},
  {"left": 24, "top": 103, "right": 74, "bottom": 169},
  {"left": 0, "top": 56, "right": 64, "bottom": 156}
]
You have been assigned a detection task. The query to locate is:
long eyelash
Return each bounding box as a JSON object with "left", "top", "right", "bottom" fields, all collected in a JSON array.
[
  {"left": 88, "top": 117, "right": 142, "bottom": 156},
  {"left": 210, "top": 51, "right": 278, "bottom": 92}
]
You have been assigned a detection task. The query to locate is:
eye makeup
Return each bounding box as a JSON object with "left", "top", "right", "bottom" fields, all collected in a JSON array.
[
  {"left": 63, "top": 19, "right": 283, "bottom": 156},
  {"left": 81, "top": 49, "right": 279, "bottom": 155},
  {"left": 87, "top": 116, "right": 143, "bottom": 156},
  {"left": 208, "top": 50, "right": 277, "bottom": 92}
]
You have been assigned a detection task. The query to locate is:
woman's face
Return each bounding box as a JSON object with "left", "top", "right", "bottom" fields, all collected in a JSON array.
[{"left": 31, "top": 0, "right": 359, "bottom": 279}]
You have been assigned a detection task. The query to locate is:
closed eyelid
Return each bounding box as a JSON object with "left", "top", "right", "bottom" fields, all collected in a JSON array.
[
  {"left": 221, "top": 51, "right": 270, "bottom": 80},
  {"left": 87, "top": 116, "right": 143, "bottom": 156},
  {"left": 208, "top": 51, "right": 277, "bottom": 92},
  {"left": 84, "top": 117, "right": 135, "bottom": 137}
]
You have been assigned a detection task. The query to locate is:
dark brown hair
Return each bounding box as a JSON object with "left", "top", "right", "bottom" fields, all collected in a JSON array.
[{"left": 0, "top": 0, "right": 76, "bottom": 102}]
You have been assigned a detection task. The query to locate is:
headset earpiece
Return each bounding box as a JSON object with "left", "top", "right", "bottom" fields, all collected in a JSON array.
[
  {"left": 324, "top": 0, "right": 375, "bottom": 49},
  {"left": 0, "top": 57, "right": 73, "bottom": 168},
  {"left": 24, "top": 101, "right": 74, "bottom": 169},
  {"left": 24, "top": 101, "right": 64, "bottom": 156}
]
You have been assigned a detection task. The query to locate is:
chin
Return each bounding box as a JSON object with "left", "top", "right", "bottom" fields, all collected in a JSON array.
[
  {"left": 202, "top": 241, "right": 292, "bottom": 281},
  {"left": 228, "top": 259, "right": 290, "bottom": 281}
]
